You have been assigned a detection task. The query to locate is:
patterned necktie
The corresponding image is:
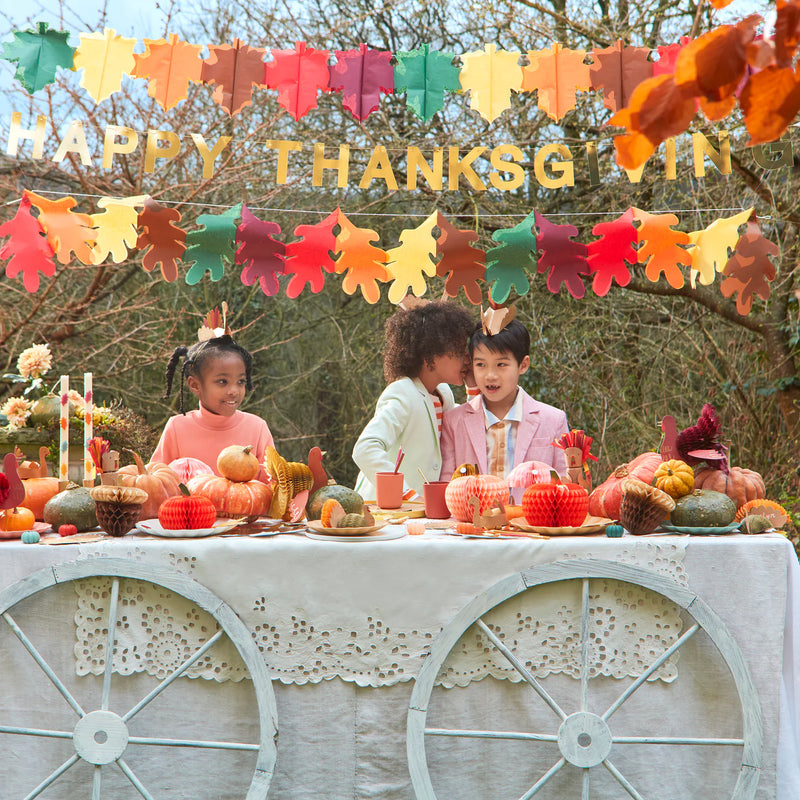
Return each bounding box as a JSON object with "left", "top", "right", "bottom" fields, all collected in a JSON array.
[{"left": 488, "top": 420, "right": 510, "bottom": 478}]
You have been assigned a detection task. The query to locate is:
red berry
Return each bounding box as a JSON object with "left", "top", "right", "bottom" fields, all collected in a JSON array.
[{"left": 59, "top": 524, "right": 78, "bottom": 537}]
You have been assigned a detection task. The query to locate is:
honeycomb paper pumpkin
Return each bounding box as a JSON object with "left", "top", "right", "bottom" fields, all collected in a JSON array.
[
  {"left": 444, "top": 474, "right": 510, "bottom": 522},
  {"left": 522, "top": 478, "right": 589, "bottom": 528}
]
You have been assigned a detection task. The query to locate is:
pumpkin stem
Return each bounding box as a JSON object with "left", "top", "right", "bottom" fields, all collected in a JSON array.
[
  {"left": 242, "top": 445, "right": 253, "bottom": 455},
  {"left": 124, "top": 448, "right": 146, "bottom": 475},
  {"left": 549, "top": 469, "right": 561, "bottom": 484},
  {"left": 178, "top": 483, "right": 192, "bottom": 496}
]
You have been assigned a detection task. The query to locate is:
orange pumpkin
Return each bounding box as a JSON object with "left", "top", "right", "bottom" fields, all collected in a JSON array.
[
  {"left": 445, "top": 474, "right": 510, "bottom": 523},
  {"left": 693, "top": 466, "right": 766, "bottom": 509},
  {"left": 0, "top": 506, "right": 36, "bottom": 537},
  {"left": 217, "top": 445, "right": 260, "bottom": 482},
  {"left": 117, "top": 451, "right": 182, "bottom": 519},
  {"left": 187, "top": 474, "right": 273, "bottom": 518},
  {"left": 587, "top": 452, "right": 663, "bottom": 519},
  {"left": 19, "top": 447, "right": 59, "bottom": 520}
]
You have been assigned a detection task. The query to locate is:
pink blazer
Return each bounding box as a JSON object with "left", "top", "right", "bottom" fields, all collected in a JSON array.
[{"left": 439, "top": 390, "right": 569, "bottom": 479}]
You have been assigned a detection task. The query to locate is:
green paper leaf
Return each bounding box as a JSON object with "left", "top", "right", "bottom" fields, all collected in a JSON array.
[
  {"left": 484, "top": 211, "right": 537, "bottom": 303},
  {"left": 183, "top": 203, "right": 242, "bottom": 285},
  {"left": 394, "top": 44, "right": 460, "bottom": 121},
  {"left": 1, "top": 22, "right": 75, "bottom": 93}
]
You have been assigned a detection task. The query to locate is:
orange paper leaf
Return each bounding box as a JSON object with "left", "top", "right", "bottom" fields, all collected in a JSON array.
[
  {"left": 132, "top": 34, "right": 204, "bottom": 110},
  {"left": 740, "top": 65, "right": 800, "bottom": 145},
  {"left": 633, "top": 208, "right": 691, "bottom": 289},
  {"left": 26, "top": 190, "right": 95, "bottom": 265},
  {"left": 333, "top": 213, "right": 390, "bottom": 304},
  {"left": 523, "top": 43, "right": 591, "bottom": 121},
  {"left": 136, "top": 197, "right": 186, "bottom": 282}
]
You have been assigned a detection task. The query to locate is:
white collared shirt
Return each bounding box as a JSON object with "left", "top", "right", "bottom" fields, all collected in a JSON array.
[{"left": 483, "top": 388, "right": 524, "bottom": 478}]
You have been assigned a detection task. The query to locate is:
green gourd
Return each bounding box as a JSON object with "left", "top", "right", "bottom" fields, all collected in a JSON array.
[
  {"left": 307, "top": 485, "right": 364, "bottom": 520},
  {"left": 670, "top": 489, "right": 736, "bottom": 528},
  {"left": 43, "top": 485, "right": 98, "bottom": 532}
]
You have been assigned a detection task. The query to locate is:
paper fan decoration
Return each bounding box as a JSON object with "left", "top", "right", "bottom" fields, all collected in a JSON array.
[{"left": 265, "top": 446, "right": 313, "bottom": 519}]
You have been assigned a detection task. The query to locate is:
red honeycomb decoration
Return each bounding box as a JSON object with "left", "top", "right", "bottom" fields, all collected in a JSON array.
[
  {"left": 158, "top": 484, "right": 217, "bottom": 529},
  {"left": 522, "top": 477, "right": 589, "bottom": 527},
  {"left": 444, "top": 475, "right": 510, "bottom": 522}
]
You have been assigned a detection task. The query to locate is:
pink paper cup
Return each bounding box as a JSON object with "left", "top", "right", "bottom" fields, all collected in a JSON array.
[
  {"left": 423, "top": 481, "right": 451, "bottom": 519},
  {"left": 375, "top": 472, "right": 404, "bottom": 509}
]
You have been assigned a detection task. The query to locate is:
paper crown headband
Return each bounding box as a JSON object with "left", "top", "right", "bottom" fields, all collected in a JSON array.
[
  {"left": 197, "top": 302, "right": 232, "bottom": 341},
  {"left": 481, "top": 304, "right": 516, "bottom": 335}
]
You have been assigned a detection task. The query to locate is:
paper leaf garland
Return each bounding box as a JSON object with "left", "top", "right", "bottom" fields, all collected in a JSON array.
[
  {"left": 136, "top": 198, "right": 186, "bottom": 282},
  {"left": 535, "top": 211, "right": 589, "bottom": 298},
  {"left": 283, "top": 210, "right": 341, "bottom": 298},
  {"left": 484, "top": 211, "right": 537, "bottom": 303},
  {"left": 590, "top": 39, "right": 653, "bottom": 112},
  {"left": 394, "top": 44, "right": 460, "bottom": 121},
  {"left": 264, "top": 41, "right": 331, "bottom": 120},
  {"left": 333, "top": 213, "right": 390, "bottom": 303},
  {"left": 26, "top": 191, "right": 95, "bottom": 265},
  {"left": 585, "top": 208, "right": 637, "bottom": 296},
  {"left": 329, "top": 44, "right": 394, "bottom": 121},
  {"left": 522, "top": 43, "right": 591, "bottom": 121},
  {"left": 132, "top": 34, "right": 204, "bottom": 110},
  {"left": 739, "top": 65, "right": 800, "bottom": 146},
  {"left": 202, "top": 40, "right": 266, "bottom": 116},
  {"left": 0, "top": 195, "right": 56, "bottom": 292},
  {"left": 0, "top": 22, "right": 74, "bottom": 94},
  {"left": 235, "top": 205, "right": 286, "bottom": 297},
  {"left": 73, "top": 28, "right": 137, "bottom": 103},
  {"left": 435, "top": 214, "right": 486, "bottom": 305},
  {"left": 687, "top": 207, "right": 752, "bottom": 286},
  {"left": 90, "top": 195, "right": 145, "bottom": 264},
  {"left": 385, "top": 211, "right": 439, "bottom": 304},
  {"left": 184, "top": 204, "right": 241, "bottom": 285},
  {"left": 720, "top": 220, "right": 778, "bottom": 314},
  {"left": 459, "top": 44, "right": 522, "bottom": 122},
  {"left": 633, "top": 208, "right": 692, "bottom": 289}
]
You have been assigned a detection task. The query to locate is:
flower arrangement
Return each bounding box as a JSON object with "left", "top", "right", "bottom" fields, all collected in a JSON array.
[{"left": 1, "top": 343, "right": 55, "bottom": 428}]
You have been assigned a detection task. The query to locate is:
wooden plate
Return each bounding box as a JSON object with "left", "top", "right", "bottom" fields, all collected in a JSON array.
[
  {"left": 306, "top": 520, "right": 388, "bottom": 536},
  {"left": 509, "top": 516, "right": 613, "bottom": 536}
]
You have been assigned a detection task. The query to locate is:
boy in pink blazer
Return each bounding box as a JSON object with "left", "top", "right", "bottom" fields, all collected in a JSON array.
[{"left": 440, "top": 319, "right": 569, "bottom": 482}]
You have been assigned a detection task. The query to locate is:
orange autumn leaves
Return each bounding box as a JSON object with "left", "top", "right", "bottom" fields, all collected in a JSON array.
[{"left": 611, "top": 2, "right": 800, "bottom": 168}]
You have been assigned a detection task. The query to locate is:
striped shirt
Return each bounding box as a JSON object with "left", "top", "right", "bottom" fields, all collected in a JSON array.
[{"left": 430, "top": 391, "right": 443, "bottom": 437}]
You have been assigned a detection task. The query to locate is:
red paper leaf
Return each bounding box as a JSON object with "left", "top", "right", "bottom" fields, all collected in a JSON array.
[
  {"left": 633, "top": 208, "right": 692, "bottom": 289},
  {"left": 435, "top": 213, "right": 486, "bottom": 305},
  {"left": 329, "top": 43, "right": 394, "bottom": 120},
  {"left": 740, "top": 65, "right": 800, "bottom": 145},
  {"left": 775, "top": 0, "right": 800, "bottom": 67},
  {"left": 136, "top": 197, "right": 186, "bottom": 283},
  {"left": 264, "top": 41, "right": 330, "bottom": 120},
  {"left": 26, "top": 191, "right": 95, "bottom": 265},
  {"left": 0, "top": 194, "right": 55, "bottom": 292},
  {"left": 586, "top": 208, "right": 637, "bottom": 296},
  {"left": 202, "top": 39, "right": 266, "bottom": 115},
  {"left": 333, "top": 212, "right": 390, "bottom": 304},
  {"left": 283, "top": 210, "right": 340, "bottom": 298},
  {"left": 535, "top": 211, "right": 589, "bottom": 298},
  {"left": 235, "top": 204, "right": 286, "bottom": 297},
  {"left": 589, "top": 40, "right": 653, "bottom": 111},
  {"left": 720, "top": 220, "right": 778, "bottom": 314},
  {"left": 653, "top": 37, "right": 692, "bottom": 76}
]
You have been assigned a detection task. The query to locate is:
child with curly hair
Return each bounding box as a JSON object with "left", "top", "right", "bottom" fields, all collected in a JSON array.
[{"left": 353, "top": 301, "right": 475, "bottom": 500}]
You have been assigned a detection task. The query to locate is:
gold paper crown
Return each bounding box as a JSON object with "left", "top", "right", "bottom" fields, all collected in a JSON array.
[
  {"left": 481, "top": 304, "right": 516, "bottom": 336},
  {"left": 197, "top": 302, "right": 232, "bottom": 342}
]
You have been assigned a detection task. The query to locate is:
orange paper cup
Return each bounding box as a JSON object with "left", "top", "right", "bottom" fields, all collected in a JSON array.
[
  {"left": 375, "top": 471, "right": 404, "bottom": 509},
  {"left": 423, "top": 481, "right": 451, "bottom": 519}
]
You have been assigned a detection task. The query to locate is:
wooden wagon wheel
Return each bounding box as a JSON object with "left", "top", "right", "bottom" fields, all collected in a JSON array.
[
  {"left": 0, "top": 558, "right": 277, "bottom": 800},
  {"left": 407, "top": 558, "right": 762, "bottom": 800}
]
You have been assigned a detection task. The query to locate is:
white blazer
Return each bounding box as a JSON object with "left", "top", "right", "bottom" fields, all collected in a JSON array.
[{"left": 353, "top": 377, "right": 455, "bottom": 500}]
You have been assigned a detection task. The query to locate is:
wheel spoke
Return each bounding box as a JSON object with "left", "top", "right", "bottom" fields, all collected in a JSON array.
[
  {"left": 579, "top": 578, "right": 590, "bottom": 712},
  {"left": 582, "top": 768, "right": 590, "bottom": 800},
  {"left": 425, "top": 727, "right": 558, "bottom": 743},
  {"left": 603, "top": 758, "right": 646, "bottom": 800},
  {"left": 22, "top": 754, "right": 80, "bottom": 800},
  {"left": 476, "top": 618, "right": 567, "bottom": 721},
  {"left": 123, "top": 628, "right": 225, "bottom": 722},
  {"left": 92, "top": 765, "right": 102, "bottom": 800},
  {"left": 116, "top": 758, "right": 156, "bottom": 800},
  {"left": 101, "top": 577, "right": 120, "bottom": 711},
  {"left": 602, "top": 622, "right": 700, "bottom": 721},
  {"left": 0, "top": 724, "right": 72, "bottom": 739},
  {"left": 3, "top": 612, "right": 85, "bottom": 718},
  {"left": 614, "top": 735, "right": 744, "bottom": 746},
  {"left": 517, "top": 757, "right": 566, "bottom": 800},
  {"left": 128, "top": 734, "right": 259, "bottom": 751}
]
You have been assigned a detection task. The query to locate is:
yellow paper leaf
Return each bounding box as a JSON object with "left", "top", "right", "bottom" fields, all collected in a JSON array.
[
  {"left": 385, "top": 211, "right": 439, "bottom": 304},
  {"left": 90, "top": 195, "right": 146, "bottom": 264},
  {"left": 687, "top": 207, "right": 752, "bottom": 287},
  {"left": 73, "top": 28, "right": 137, "bottom": 103},
  {"left": 459, "top": 44, "right": 522, "bottom": 122}
]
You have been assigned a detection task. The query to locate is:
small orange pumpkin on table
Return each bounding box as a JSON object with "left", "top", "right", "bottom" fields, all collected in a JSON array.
[{"left": 117, "top": 450, "right": 182, "bottom": 519}]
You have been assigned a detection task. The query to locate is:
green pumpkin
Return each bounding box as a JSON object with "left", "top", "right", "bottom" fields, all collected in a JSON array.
[
  {"left": 671, "top": 489, "right": 736, "bottom": 528},
  {"left": 43, "top": 485, "right": 98, "bottom": 532},
  {"left": 306, "top": 485, "right": 364, "bottom": 520},
  {"left": 29, "top": 395, "right": 76, "bottom": 426}
]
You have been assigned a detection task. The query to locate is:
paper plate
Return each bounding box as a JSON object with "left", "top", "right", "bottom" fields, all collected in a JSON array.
[
  {"left": 509, "top": 516, "right": 613, "bottom": 536},
  {"left": 304, "top": 527, "right": 405, "bottom": 543},
  {"left": 135, "top": 518, "right": 243, "bottom": 538},
  {"left": 657, "top": 522, "right": 740, "bottom": 536},
  {"left": 306, "top": 520, "right": 388, "bottom": 536},
  {"left": 0, "top": 521, "right": 52, "bottom": 540}
]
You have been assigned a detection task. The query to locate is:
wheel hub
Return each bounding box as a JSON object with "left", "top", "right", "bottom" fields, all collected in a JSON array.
[
  {"left": 557, "top": 711, "right": 613, "bottom": 768},
  {"left": 73, "top": 710, "right": 129, "bottom": 764}
]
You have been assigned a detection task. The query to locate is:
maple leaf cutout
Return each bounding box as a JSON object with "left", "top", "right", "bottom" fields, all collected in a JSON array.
[
  {"left": 687, "top": 208, "right": 752, "bottom": 287},
  {"left": 0, "top": 22, "right": 75, "bottom": 94},
  {"left": 720, "top": 220, "right": 779, "bottom": 314},
  {"left": 435, "top": 213, "right": 486, "bottom": 305},
  {"left": 235, "top": 205, "right": 286, "bottom": 297},
  {"left": 394, "top": 44, "right": 460, "bottom": 121},
  {"left": 523, "top": 43, "right": 591, "bottom": 121},
  {"left": 333, "top": 213, "right": 390, "bottom": 304},
  {"left": 740, "top": 65, "right": 800, "bottom": 146},
  {"left": 202, "top": 40, "right": 266, "bottom": 116},
  {"left": 132, "top": 34, "right": 203, "bottom": 110},
  {"left": 136, "top": 198, "right": 186, "bottom": 282},
  {"left": 91, "top": 195, "right": 145, "bottom": 264},
  {"left": 283, "top": 210, "right": 341, "bottom": 298},
  {"left": 485, "top": 211, "right": 537, "bottom": 303},
  {"left": 329, "top": 44, "right": 394, "bottom": 121},
  {"left": 459, "top": 44, "right": 522, "bottom": 122},
  {"left": 183, "top": 204, "right": 241, "bottom": 286},
  {"left": 632, "top": 208, "right": 691, "bottom": 289},
  {"left": 535, "top": 211, "right": 589, "bottom": 298},
  {"left": 264, "top": 41, "right": 330, "bottom": 120},
  {"left": 26, "top": 191, "right": 95, "bottom": 265},
  {"left": 0, "top": 194, "right": 56, "bottom": 292},
  {"left": 73, "top": 28, "right": 137, "bottom": 103},
  {"left": 589, "top": 40, "right": 653, "bottom": 112},
  {"left": 586, "top": 208, "right": 637, "bottom": 296},
  {"left": 385, "top": 211, "right": 439, "bottom": 304}
]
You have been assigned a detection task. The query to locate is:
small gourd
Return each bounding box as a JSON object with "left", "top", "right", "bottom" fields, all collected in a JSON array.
[
  {"left": 21, "top": 530, "right": 40, "bottom": 544},
  {"left": 217, "top": 445, "right": 260, "bottom": 482},
  {"left": 338, "top": 513, "right": 366, "bottom": 528},
  {"left": 652, "top": 459, "right": 694, "bottom": 499},
  {"left": 605, "top": 523, "right": 624, "bottom": 538}
]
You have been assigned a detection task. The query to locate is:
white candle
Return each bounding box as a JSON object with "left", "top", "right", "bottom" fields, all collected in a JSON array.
[
  {"left": 83, "top": 372, "right": 94, "bottom": 484},
  {"left": 59, "top": 375, "right": 69, "bottom": 484}
]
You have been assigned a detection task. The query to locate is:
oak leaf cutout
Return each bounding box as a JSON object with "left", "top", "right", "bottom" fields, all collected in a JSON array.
[
  {"left": 459, "top": 44, "right": 522, "bottom": 122},
  {"left": 283, "top": 210, "right": 340, "bottom": 298},
  {"left": 586, "top": 208, "right": 637, "bottom": 296},
  {"left": 202, "top": 39, "right": 266, "bottom": 116},
  {"left": 0, "top": 22, "right": 74, "bottom": 94},
  {"left": 235, "top": 205, "right": 286, "bottom": 297},
  {"left": 183, "top": 204, "right": 241, "bottom": 285},
  {"left": 26, "top": 190, "right": 95, "bottom": 265},
  {"left": 132, "top": 34, "right": 204, "bottom": 110},
  {"left": 687, "top": 208, "right": 752, "bottom": 286},
  {"left": 632, "top": 208, "right": 691, "bottom": 289},
  {"left": 73, "top": 27, "right": 137, "bottom": 103},
  {"left": 523, "top": 43, "right": 591, "bottom": 121},
  {"left": 136, "top": 198, "right": 186, "bottom": 283},
  {"left": 589, "top": 40, "right": 653, "bottom": 112},
  {"left": 333, "top": 212, "right": 390, "bottom": 304},
  {"left": 0, "top": 194, "right": 56, "bottom": 292},
  {"left": 535, "top": 210, "right": 589, "bottom": 298},
  {"left": 394, "top": 44, "right": 460, "bottom": 121},
  {"left": 720, "top": 219, "right": 779, "bottom": 314},
  {"left": 385, "top": 211, "right": 438, "bottom": 304},
  {"left": 91, "top": 195, "right": 145, "bottom": 264},
  {"left": 329, "top": 44, "right": 394, "bottom": 121},
  {"left": 264, "top": 41, "right": 330, "bottom": 120},
  {"left": 484, "top": 211, "right": 537, "bottom": 303},
  {"left": 435, "top": 213, "right": 486, "bottom": 305},
  {"left": 740, "top": 65, "right": 800, "bottom": 145}
]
